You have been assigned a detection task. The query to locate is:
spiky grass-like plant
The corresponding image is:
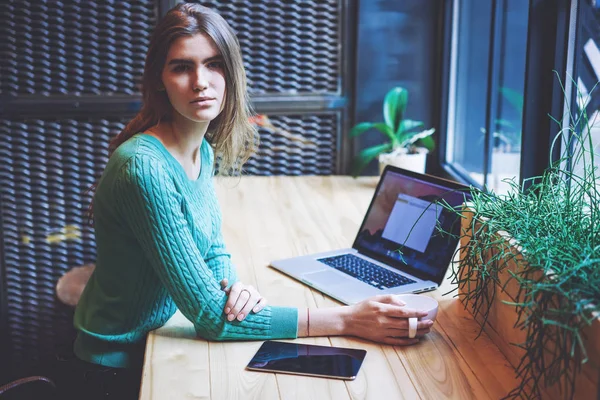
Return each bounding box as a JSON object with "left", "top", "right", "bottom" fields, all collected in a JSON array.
[{"left": 445, "top": 79, "right": 600, "bottom": 399}]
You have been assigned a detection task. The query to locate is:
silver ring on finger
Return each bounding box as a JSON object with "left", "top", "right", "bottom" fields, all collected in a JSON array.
[{"left": 408, "top": 318, "right": 418, "bottom": 339}]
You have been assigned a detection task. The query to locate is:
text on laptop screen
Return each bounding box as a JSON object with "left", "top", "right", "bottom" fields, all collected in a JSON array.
[{"left": 354, "top": 170, "right": 468, "bottom": 280}]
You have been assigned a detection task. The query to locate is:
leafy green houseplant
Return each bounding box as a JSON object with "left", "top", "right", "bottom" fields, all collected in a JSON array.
[
  {"left": 445, "top": 80, "right": 600, "bottom": 399},
  {"left": 350, "top": 87, "right": 435, "bottom": 176}
]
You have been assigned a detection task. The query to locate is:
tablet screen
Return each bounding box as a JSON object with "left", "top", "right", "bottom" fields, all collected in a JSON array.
[{"left": 246, "top": 341, "right": 367, "bottom": 380}]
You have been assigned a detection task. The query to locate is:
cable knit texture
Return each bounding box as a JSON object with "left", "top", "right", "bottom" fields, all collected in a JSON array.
[{"left": 73, "top": 133, "right": 298, "bottom": 368}]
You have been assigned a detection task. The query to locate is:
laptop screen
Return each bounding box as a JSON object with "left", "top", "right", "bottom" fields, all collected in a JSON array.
[{"left": 352, "top": 167, "right": 470, "bottom": 284}]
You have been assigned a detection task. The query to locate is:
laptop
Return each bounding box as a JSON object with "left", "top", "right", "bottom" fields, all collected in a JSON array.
[{"left": 270, "top": 165, "right": 471, "bottom": 305}]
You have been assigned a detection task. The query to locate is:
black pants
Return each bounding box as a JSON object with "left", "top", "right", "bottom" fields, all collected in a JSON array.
[
  {"left": 24, "top": 346, "right": 143, "bottom": 400},
  {"left": 53, "top": 356, "right": 142, "bottom": 400}
]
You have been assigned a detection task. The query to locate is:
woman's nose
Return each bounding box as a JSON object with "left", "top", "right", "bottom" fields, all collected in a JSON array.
[{"left": 193, "top": 68, "right": 209, "bottom": 92}]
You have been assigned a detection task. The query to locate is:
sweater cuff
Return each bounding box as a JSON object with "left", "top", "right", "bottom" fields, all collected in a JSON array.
[{"left": 269, "top": 306, "right": 298, "bottom": 339}]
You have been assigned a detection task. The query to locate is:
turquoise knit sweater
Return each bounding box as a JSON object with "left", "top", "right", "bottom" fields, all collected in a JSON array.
[{"left": 73, "top": 133, "right": 298, "bottom": 368}]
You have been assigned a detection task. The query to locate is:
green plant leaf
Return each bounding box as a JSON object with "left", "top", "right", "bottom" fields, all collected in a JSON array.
[
  {"left": 383, "top": 87, "right": 408, "bottom": 133},
  {"left": 417, "top": 135, "right": 435, "bottom": 151},
  {"left": 397, "top": 119, "right": 424, "bottom": 136},
  {"left": 349, "top": 122, "right": 375, "bottom": 138},
  {"left": 398, "top": 128, "right": 436, "bottom": 148},
  {"left": 373, "top": 122, "right": 396, "bottom": 142},
  {"left": 351, "top": 142, "right": 393, "bottom": 177}
]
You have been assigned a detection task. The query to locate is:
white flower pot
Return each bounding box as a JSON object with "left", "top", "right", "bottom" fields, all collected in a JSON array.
[{"left": 378, "top": 148, "right": 428, "bottom": 175}]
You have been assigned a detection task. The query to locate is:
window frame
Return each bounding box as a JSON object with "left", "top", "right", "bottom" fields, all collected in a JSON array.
[{"left": 437, "top": 0, "right": 582, "bottom": 189}]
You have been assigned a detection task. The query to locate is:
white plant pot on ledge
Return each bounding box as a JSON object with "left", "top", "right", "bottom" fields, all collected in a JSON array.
[{"left": 378, "top": 147, "right": 428, "bottom": 175}]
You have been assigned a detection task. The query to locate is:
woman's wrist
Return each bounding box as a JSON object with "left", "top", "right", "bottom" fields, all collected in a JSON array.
[
  {"left": 337, "top": 305, "right": 354, "bottom": 336},
  {"left": 318, "top": 306, "right": 351, "bottom": 336},
  {"left": 298, "top": 306, "right": 352, "bottom": 337}
]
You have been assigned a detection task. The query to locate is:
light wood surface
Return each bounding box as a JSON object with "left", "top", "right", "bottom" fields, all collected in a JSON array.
[{"left": 139, "top": 176, "right": 519, "bottom": 400}]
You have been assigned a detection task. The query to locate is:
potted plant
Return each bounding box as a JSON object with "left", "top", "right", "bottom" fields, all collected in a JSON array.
[
  {"left": 349, "top": 86, "right": 435, "bottom": 176},
  {"left": 443, "top": 81, "right": 600, "bottom": 399}
]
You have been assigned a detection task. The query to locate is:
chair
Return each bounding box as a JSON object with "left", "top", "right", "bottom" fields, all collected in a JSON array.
[{"left": 0, "top": 376, "right": 55, "bottom": 399}]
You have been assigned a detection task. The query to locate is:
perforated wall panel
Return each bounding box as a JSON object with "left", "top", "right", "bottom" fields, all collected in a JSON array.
[
  {"left": 245, "top": 113, "right": 338, "bottom": 175},
  {"left": 188, "top": 0, "right": 341, "bottom": 95},
  {"left": 0, "top": 1, "right": 156, "bottom": 95},
  {"left": 0, "top": 118, "right": 124, "bottom": 370}
]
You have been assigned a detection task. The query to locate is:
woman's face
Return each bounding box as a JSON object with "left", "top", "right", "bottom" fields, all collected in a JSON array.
[{"left": 161, "top": 33, "right": 226, "bottom": 124}]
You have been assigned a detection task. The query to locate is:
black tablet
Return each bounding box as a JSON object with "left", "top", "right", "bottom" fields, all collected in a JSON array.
[{"left": 246, "top": 340, "right": 367, "bottom": 380}]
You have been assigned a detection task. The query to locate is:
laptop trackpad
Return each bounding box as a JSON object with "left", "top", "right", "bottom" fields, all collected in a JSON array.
[{"left": 302, "top": 270, "right": 353, "bottom": 287}]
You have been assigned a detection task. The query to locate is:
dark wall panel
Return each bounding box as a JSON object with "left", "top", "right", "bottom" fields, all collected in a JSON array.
[
  {"left": 245, "top": 113, "right": 338, "bottom": 175},
  {"left": 189, "top": 0, "right": 341, "bottom": 95},
  {"left": 0, "top": 118, "right": 127, "bottom": 375},
  {"left": 0, "top": 0, "right": 156, "bottom": 95}
]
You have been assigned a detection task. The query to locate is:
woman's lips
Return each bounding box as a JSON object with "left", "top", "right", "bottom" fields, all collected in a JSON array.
[{"left": 190, "top": 98, "right": 215, "bottom": 107}]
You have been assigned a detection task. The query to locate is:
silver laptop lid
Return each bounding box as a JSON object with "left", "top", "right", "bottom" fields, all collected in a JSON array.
[{"left": 352, "top": 165, "right": 471, "bottom": 285}]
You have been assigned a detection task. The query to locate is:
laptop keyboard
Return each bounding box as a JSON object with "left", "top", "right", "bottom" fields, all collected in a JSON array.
[{"left": 317, "top": 254, "right": 416, "bottom": 290}]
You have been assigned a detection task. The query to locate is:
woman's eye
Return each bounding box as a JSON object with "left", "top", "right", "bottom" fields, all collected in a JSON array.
[
  {"left": 173, "top": 64, "right": 190, "bottom": 72},
  {"left": 207, "top": 61, "right": 224, "bottom": 70}
]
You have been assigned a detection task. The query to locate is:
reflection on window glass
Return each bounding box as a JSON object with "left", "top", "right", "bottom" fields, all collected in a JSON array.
[
  {"left": 577, "top": 2, "right": 600, "bottom": 175},
  {"left": 490, "top": 0, "right": 528, "bottom": 193},
  {"left": 447, "top": 0, "right": 491, "bottom": 186},
  {"left": 447, "top": 0, "right": 528, "bottom": 194}
]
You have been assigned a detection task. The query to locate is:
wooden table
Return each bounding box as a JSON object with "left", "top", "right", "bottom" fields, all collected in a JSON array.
[{"left": 139, "top": 176, "right": 519, "bottom": 400}]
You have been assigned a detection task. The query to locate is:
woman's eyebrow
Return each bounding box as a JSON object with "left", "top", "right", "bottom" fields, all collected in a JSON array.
[
  {"left": 203, "top": 55, "right": 223, "bottom": 63},
  {"left": 167, "top": 58, "right": 195, "bottom": 66},
  {"left": 167, "top": 55, "right": 223, "bottom": 66}
]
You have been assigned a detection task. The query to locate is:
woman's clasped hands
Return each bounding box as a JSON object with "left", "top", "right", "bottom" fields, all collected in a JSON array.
[
  {"left": 220, "top": 279, "right": 267, "bottom": 322},
  {"left": 218, "top": 280, "right": 434, "bottom": 346}
]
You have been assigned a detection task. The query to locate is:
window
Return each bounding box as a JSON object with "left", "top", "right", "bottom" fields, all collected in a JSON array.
[
  {"left": 576, "top": 1, "right": 600, "bottom": 173},
  {"left": 445, "top": 0, "right": 529, "bottom": 193}
]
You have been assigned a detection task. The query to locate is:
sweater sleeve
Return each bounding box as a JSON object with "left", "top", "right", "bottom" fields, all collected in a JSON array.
[
  {"left": 204, "top": 144, "right": 238, "bottom": 285},
  {"left": 205, "top": 229, "right": 238, "bottom": 285},
  {"left": 114, "top": 155, "right": 297, "bottom": 340}
]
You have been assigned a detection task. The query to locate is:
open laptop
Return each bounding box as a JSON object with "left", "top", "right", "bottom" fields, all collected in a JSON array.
[{"left": 270, "top": 165, "right": 471, "bottom": 305}]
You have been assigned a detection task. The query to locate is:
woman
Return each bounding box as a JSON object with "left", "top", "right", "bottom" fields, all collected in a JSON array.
[{"left": 69, "top": 3, "right": 433, "bottom": 399}]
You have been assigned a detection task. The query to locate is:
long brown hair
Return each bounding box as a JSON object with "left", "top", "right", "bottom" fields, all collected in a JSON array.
[{"left": 110, "top": 3, "right": 257, "bottom": 172}]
